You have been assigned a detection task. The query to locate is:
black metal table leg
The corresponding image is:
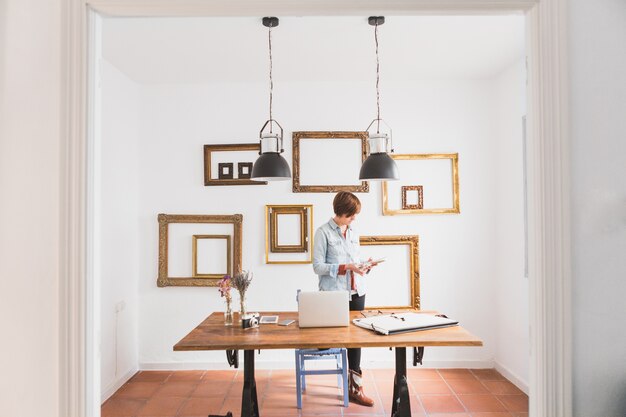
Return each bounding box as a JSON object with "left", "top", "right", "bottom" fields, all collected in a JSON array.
[
  {"left": 240, "top": 349, "right": 260, "bottom": 417},
  {"left": 391, "top": 347, "right": 411, "bottom": 417}
]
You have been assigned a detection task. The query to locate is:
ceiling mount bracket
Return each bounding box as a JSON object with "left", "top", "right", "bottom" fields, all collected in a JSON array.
[
  {"left": 262, "top": 17, "right": 279, "bottom": 28},
  {"left": 368, "top": 16, "right": 385, "bottom": 26}
]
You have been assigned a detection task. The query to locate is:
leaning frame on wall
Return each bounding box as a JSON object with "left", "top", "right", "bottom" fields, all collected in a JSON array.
[
  {"left": 360, "top": 235, "right": 420, "bottom": 310},
  {"left": 66, "top": 2, "right": 571, "bottom": 416}
]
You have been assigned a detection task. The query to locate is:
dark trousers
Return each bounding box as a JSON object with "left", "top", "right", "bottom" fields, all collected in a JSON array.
[{"left": 348, "top": 294, "right": 365, "bottom": 373}]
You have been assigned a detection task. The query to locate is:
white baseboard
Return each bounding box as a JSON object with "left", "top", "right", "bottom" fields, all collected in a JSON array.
[
  {"left": 139, "top": 359, "right": 495, "bottom": 371},
  {"left": 494, "top": 361, "right": 529, "bottom": 395},
  {"left": 101, "top": 367, "right": 138, "bottom": 403}
]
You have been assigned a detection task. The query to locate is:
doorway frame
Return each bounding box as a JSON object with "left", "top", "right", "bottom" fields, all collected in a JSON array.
[{"left": 59, "top": 1, "right": 570, "bottom": 416}]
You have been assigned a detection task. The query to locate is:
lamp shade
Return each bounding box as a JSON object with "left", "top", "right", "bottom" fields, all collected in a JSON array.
[
  {"left": 358, "top": 152, "right": 399, "bottom": 181},
  {"left": 251, "top": 152, "right": 291, "bottom": 181}
]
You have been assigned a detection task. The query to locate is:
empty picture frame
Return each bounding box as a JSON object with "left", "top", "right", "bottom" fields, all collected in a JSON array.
[
  {"left": 292, "top": 131, "right": 369, "bottom": 193},
  {"left": 265, "top": 205, "right": 314, "bottom": 264},
  {"left": 402, "top": 185, "right": 424, "bottom": 210},
  {"left": 192, "top": 234, "right": 232, "bottom": 279},
  {"left": 218, "top": 163, "right": 234, "bottom": 179},
  {"left": 157, "top": 214, "right": 242, "bottom": 287},
  {"left": 238, "top": 162, "right": 253, "bottom": 179},
  {"left": 204, "top": 143, "right": 267, "bottom": 186},
  {"left": 382, "top": 154, "right": 460, "bottom": 215},
  {"left": 270, "top": 206, "right": 308, "bottom": 253},
  {"left": 359, "top": 235, "right": 420, "bottom": 310}
]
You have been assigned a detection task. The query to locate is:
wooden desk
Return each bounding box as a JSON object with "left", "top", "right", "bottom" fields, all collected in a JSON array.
[{"left": 175, "top": 311, "right": 482, "bottom": 417}]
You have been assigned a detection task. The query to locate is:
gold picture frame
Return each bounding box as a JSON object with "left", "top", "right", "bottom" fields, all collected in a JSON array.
[
  {"left": 292, "top": 131, "right": 369, "bottom": 193},
  {"left": 265, "top": 205, "right": 314, "bottom": 264},
  {"left": 191, "top": 234, "right": 232, "bottom": 279},
  {"left": 204, "top": 143, "right": 267, "bottom": 186},
  {"left": 360, "top": 235, "right": 420, "bottom": 310},
  {"left": 269, "top": 206, "right": 308, "bottom": 253},
  {"left": 157, "top": 214, "right": 242, "bottom": 287},
  {"left": 401, "top": 185, "right": 424, "bottom": 210},
  {"left": 382, "top": 153, "right": 460, "bottom": 215}
]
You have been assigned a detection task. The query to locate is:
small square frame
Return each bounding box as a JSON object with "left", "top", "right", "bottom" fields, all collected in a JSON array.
[
  {"left": 218, "top": 163, "right": 234, "bottom": 179},
  {"left": 192, "top": 234, "right": 232, "bottom": 279},
  {"left": 238, "top": 162, "right": 253, "bottom": 179},
  {"left": 402, "top": 186, "right": 424, "bottom": 210}
]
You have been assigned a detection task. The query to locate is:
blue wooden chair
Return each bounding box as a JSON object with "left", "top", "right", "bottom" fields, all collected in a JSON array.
[{"left": 294, "top": 348, "right": 349, "bottom": 409}]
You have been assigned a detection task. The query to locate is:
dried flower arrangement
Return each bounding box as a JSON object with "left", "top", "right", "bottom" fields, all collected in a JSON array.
[
  {"left": 231, "top": 270, "right": 253, "bottom": 318},
  {"left": 231, "top": 270, "right": 253, "bottom": 295}
]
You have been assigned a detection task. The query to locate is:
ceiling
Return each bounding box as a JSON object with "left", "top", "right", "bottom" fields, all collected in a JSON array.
[{"left": 102, "top": 15, "right": 525, "bottom": 84}]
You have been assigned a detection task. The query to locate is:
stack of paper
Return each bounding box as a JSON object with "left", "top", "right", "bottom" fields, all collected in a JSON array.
[{"left": 352, "top": 313, "right": 458, "bottom": 335}]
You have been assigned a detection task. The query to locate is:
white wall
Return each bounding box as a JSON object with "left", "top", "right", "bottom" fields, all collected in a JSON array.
[
  {"left": 0, "top": 1, "right": 61, "bottom": 416},
  {"left": 99, "top": 60, "right": 140, "bottom": 400},
  {"left": 569, "top": 0, "right": 626, "bottom": 416},
  {"left": 128, "top": 74, "right": 523, "bottom": 370},
  {"left": 493, "top": 59, "right": 529, "bottom": 392}
]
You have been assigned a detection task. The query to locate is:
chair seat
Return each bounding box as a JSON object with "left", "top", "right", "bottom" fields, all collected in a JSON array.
[{"left": 295, "top": 348, "right": 349, "bottom": 409}]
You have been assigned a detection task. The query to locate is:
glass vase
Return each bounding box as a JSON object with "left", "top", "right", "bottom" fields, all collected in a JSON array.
[
  {"left": 239, "top": 292, "right": 247, "bottom": 321},
  {"left": 224, "top": 300, "right": 234, "bottom": 326}
]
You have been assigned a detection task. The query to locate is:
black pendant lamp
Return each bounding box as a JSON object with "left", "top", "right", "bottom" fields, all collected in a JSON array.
[
  {"left": 251, "top": 17, "right": 291, "bottom": 181},
  {"left": 359, "top": 16, "right": 400, "bottom": 181}
]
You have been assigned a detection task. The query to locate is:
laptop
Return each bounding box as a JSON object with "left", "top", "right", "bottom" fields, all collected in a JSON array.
[{"left": 298, "top": 291, "right": 350, "bottom": 328}]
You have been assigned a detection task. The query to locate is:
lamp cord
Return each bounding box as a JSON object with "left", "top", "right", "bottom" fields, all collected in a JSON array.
[
  {"left": 268, "top": 23, "right": 274, "bottom": 133},
  {"left": 375, "top": 21, "right": 381, "bottom": 134}
]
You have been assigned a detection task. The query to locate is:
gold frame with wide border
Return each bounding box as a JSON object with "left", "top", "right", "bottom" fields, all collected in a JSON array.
[
  {"left": 265, "top": 204, "right": 314, "bottom": 264},
  {"left": 158, "top": 214, "right": 242, "bottom": 287}
]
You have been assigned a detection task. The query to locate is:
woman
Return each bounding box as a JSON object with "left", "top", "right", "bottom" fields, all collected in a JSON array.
[{"left": 312, "top": 191, "right": 378, "bottom": 407}]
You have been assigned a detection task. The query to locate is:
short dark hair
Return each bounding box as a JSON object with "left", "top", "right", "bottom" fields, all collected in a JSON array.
[{"left": 333, "top": 191, "right": 361, "bottom": 217}]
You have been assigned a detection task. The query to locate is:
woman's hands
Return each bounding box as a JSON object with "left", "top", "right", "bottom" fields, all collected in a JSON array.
[
  {"left": 347, "top": 258, "right": 380, "bottom": 276},
  {"left": 346, "top": 263, "right": 368, "bottom": 276},
  {"left": 367, "top": 257, "right": 380, "bottom": 267}
]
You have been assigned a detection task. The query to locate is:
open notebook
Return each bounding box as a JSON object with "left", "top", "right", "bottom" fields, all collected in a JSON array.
[{"left": 352, "top": 312, "right": 459, "bottom": 335}]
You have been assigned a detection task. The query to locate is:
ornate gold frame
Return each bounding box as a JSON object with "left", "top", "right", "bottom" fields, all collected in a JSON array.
[
  {"left": 382, "top": 153, "right": 460, "bottom": 215},
  {"left": 265, "top": 205, "right": 314, "bottom": 264},
  {"left": 401, "top": 185, "right": 424, "bottom": 210},
  {"left": 204, "top": 143, "right": 267, "bottom": 186},
  {"left": 191, "top": 234, "right": 232, "bottom": 279},
  {"left": 269, "top": 206, "right": 308, "bottom": 253},
  {"left": 157, "top": 214, "right": 243, "bottom": 287},
  {"left": 360, "top": 235, "right": 420, "bottom": 310},
  {"left": 292, "top": 131, "right": 369, "bottom": 193}
]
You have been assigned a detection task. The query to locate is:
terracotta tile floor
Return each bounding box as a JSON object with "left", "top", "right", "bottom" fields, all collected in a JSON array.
[{"left": 102, "top": 368, "right": 528, "bottom": 417}]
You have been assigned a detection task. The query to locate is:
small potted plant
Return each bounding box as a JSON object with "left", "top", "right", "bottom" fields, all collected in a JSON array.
[
  {"left": 218, "top": 275, "right": 234, "bottom": 326},
  {"left": 231, "top": 270, "right": 253, "bottom": 320}
]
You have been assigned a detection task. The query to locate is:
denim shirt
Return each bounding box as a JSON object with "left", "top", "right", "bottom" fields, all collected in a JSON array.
[{"left": 312, "top": 218, "right": 366, "bottom": 296}]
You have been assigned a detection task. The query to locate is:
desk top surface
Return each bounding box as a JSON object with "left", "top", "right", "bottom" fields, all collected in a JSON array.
[{"left": 174, "top": 310, "right": 483, "bottom": 351}]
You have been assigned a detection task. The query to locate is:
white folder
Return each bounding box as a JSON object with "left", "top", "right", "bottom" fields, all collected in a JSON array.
[{"left": 352, "top": 313, "right": 458, "bottom": 335}]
